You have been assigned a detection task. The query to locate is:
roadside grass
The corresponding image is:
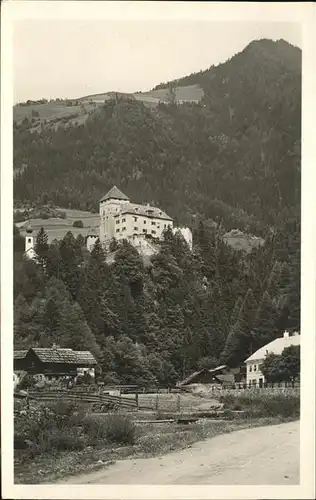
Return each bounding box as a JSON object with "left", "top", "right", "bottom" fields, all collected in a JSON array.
[
  {"left": 218, "top": 390, "right": 300, "bottom": 419},
  {"left": 14, "top": 395, "right": 296, "bottom": 484}
]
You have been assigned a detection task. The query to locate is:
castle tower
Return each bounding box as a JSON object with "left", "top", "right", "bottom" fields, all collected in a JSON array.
[
  {"left": 25, "top": 223, "right": 36, "bottom": 259},
  {"left": 99, "top": 186, "right": 130, "bottom": 243},
  {"left": 86, "top": 226, "right": 98, "bottom": 252}
]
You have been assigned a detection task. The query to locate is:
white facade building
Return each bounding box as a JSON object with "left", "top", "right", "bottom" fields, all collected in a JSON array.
[
  {"left": 99, "top": 186, "right": 174, "bottom": 244},
  {"left": 24, "top": 186, "right": 193, "bottom": 259},
  {"left": 24, "top": 224, "right": 37, "bottom": 260},
  {"left": 245, "top": 331, "right": 300, "bottom": 386}
]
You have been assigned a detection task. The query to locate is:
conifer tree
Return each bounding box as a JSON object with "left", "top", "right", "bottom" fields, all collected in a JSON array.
[
  {"left": 34, "top": 226, "right": 49, "bottom": 270},
  {"left": 252, "top": 290, "right": 279, "bottom": 350}
]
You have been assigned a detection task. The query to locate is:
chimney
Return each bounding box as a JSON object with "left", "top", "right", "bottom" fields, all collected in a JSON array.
[{"left": 283, "top": 331, "right": 290, "bottom": 338}]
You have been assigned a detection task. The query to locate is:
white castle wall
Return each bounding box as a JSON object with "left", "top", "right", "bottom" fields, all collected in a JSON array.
[{"left": 172, "top": 226, "right": 193, "bottom": 250}]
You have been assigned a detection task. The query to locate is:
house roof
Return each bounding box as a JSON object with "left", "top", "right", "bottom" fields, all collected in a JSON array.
[
  {"left": 14, "top": 350, "right": 28, "bottom": 360},
  {"left": 74, "top": 351, "right": 98, "bottom": 366},
  {"left": 208, "top": 365, "right": 227, "bottom": 374},
  {"left": 30, "top": 347, "right": 97, "bottom": 365},
  {"left": 113, "top": 202, "right": 172, "bottom": 221},
  {"left": 100, "top": 186, "right": 130, "bottom": 203},
  {"left": 178, "top": 369, "right": 207, "bottom": 386},
  {"left": 246, "top": 334, "right": 301, "bottom": 362},
  {"left": 178, "top": 365, "right": 236, "bottom": 386}
]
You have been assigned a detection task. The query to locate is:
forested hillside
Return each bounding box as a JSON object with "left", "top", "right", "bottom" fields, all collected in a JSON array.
[
  {"left": 13, "top": 38, "right": 301, "bottom": 384},
  {"left": 14, "top": 39, "right": 301, "bottom": 235},
  {"left": 14, "top": 217, "right": 300, "bottom": 385}
]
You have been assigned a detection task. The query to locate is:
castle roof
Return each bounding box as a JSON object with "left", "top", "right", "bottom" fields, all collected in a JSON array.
[
  {"left": 114, "top": 202, "right": 172, "bottom": 221},
  {"left": 100, "top": 186, "right": 130, "bottom": 203},
  {"left": 26, "top": 222, "right": 33, "bottom": 233}
]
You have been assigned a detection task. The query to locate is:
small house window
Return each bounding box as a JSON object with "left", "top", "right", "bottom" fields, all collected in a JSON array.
[
  {"left": 249, "top": 365, "right": 252, "bottom": 372},
  {"left": 116, "top": 219, "right": 120, "bottom": 224},
  {"left": 151, "top": 221, "right": 156, "bottom": 225},
  {"left": 143, "top": 220, "right": 146, "bottom": 224},
  {"left": 134, "top": 227, "right": 138, "bottom": 231},
  {"left": 122, "top": 218, "right": 126, "bottom": 223},
  {"left": 122, "top": 227, "right": 126, "bottom": 232},
  {"left": 143, "top": 229, "right": 147, "bottom": 234},
  {"left": 164, "top": 224, "right": 167, "bottom": 228},
  {"left": 254, "top": 365, "right": 257, "bottom": 371},
  {"left": 28, "top": 238, "right": 32, "bottom": 243},
  {"left": 151, "top": 230, "right": 156, "bottom": 235},
  {"left": 133, "top": 216, "right": 138, "bottom": 222},
  {"left": 116, "top": 229, "right": 120, "bottom": 233}
]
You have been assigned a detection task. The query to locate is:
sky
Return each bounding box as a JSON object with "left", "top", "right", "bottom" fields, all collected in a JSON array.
[{"left": 13, "top": 20, "right": 301, "bottom": 103}]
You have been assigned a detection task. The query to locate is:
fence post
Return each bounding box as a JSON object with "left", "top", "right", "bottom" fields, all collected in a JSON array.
[
  {"left": 135, "top": 392, "right": 139, "bottom": 409},
  {"left": 155, "top": 394, "right": 159, "bottom": 412},
  {"left": 177, "top": 394, "right": 180, "bottom": 412}
]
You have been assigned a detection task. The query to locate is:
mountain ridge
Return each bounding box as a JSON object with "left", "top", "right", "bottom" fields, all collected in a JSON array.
[{"left": 14, "top": 38, "right": 301, "bottom": 236}]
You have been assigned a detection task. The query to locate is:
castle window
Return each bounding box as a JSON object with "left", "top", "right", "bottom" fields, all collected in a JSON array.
[
  {"left": 133, "top": 216, "right": 138, "bottom": 222},
  {"left": 164, "top": 224, "right": 166, "bottom": 228},
  {"left": 122, "top": 227, "right": 126, "bottom": 232},
  {"left": 116, "top": 219, "right": 120, "bottom": 224},
  {"left": 122, "top": 218, "right": 126, "bottom": 223},
  {"left": 151, "top": 230, "right": 156, "bottom": 235},
  {"left": 151, "top": 221, "right": 156, "bottom": 225},
  {"left": 116, "top": 228, "right": 120, "bottom": 233},
  {"left": 143, "top": 229, "right": 147, "bottom": 234},
  {"left": 143, "top": 220, "right": 147, "bottom": 224},
  {"left": 134, "top": 227, "right": 138, "bottom": 231}
]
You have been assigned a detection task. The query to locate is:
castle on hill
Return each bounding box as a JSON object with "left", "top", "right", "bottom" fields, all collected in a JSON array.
[{"left": 25, "top": 186, "right": 193, "bottom": 258}]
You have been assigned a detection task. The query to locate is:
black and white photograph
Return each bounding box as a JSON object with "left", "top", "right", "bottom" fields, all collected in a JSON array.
[{"left": 1, "top": 1, "right": 315, "bottom": 499}]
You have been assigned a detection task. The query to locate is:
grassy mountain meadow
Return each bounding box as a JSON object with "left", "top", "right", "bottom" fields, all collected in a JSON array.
[{"left": 13, "top": 38, "right": 301, "bottom": 384}]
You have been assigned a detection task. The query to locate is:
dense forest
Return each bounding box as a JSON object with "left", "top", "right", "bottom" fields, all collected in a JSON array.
[
  {"left": 13, "top": 38, "right": 301, "bottom": 384},
  {"left": 14, "top": 39, "right": 301, "bottom": 235},
  {"left": 14, "top": 218, "right": 300, "bottom": 385}
]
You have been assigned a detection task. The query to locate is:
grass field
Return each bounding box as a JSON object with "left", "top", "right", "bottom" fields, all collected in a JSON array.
[
  {"left": 125, "top": 392, "right": 220, "bottom": 413},
  {"left": 14, "top": 84, "right": 204, "bottom": 132},
  {"left": 17, "top": 208, "right": 100, "bottom": 243},
  {"left": 140, "top": 84, "right": 204, "bottom": 103}
]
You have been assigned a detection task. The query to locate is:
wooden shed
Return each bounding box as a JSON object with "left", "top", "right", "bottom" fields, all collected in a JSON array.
[
  {"left": 16, "top": 347, "right": 98, "bottom": 378},
  {"left": 14, "top": 350, "right": 28, "bottom": 371},
  {"left": 178, "top": 365, "right": 244, "bottom": 387}
]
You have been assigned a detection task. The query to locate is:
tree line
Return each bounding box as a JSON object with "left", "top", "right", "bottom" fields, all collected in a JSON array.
[{"left": 14, "top": 218, "right": 300, "bottom": 386}]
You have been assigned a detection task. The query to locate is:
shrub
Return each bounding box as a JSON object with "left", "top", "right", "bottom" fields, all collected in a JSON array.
[
  {"left": 218, "top": 391, "right": 300, "bottom": 419},
  {"left": 104, "top": 414, "right": 137, "bottom": 445},
  {"left": 81, "top": 415, "right": 110, "bottom": 446},
  {"left": 14, "top": 402, "right": 137, "bottom": 459},
  {"left": 18, "top": 374, "right": 37, "bottom": 390},
  {"left": 73, "top": 220, "right": 84, "bottom": 228}
]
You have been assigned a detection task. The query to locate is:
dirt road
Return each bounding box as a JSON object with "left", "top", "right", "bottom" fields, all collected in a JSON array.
[{"left": 59, "top": 421, "right": 299, "bottom": 485}]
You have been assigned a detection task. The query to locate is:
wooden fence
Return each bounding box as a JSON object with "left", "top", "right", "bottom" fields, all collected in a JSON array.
[{"left": 24, "top": 389, "right": 140, "bottom": 410}]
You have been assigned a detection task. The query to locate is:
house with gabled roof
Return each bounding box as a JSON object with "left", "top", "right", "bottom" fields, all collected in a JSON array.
[
  {"left": 14, "top": 346, "right": 98, "bottom": 379},
  {"left": 245, "top": 330, "right": 300, "bottom": 386}
]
